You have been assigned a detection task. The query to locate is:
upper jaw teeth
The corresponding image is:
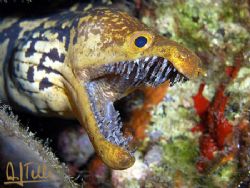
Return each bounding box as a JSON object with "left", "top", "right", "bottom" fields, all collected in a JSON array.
[{"left": 105, "top": 56, "right": 188, "bottom": 87}]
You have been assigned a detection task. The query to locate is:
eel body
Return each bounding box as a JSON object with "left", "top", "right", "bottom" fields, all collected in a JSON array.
[{"left": 0, "top": 4, "right": 204, "bottom": 169}]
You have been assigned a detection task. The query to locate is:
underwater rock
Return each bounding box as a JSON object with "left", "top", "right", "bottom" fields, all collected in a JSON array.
[
  {"left": 144, "top": 145, "right": 164, "bottom": 166},
  {"left": 85, "top": 157, "right": 111, "bottom": 188},
  {"left": 111, "top": 0, "right": 250, "bottom": 187},
  {"left": 57, "top": 125, "right": 95, "bottom": 175},
  {"left": 111, "top": 152, "right": 149, "bottom": 188}
]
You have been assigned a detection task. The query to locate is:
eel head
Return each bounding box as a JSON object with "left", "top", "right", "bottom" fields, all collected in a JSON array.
[{"left": 62, "top": 8, "right": 205, "bottom": 169}]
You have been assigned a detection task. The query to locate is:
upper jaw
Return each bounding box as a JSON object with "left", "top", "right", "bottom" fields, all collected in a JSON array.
[{"left": 103, "top": 56, "right": 188, "bottom": 87}]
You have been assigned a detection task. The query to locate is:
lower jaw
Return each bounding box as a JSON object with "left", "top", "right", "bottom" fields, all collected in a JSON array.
[
  {"left": 79, "top": 81, "right": 136, "bottom": 169},
  {"left": 62, "top": 66, "right": 136, "bottom": 169}
]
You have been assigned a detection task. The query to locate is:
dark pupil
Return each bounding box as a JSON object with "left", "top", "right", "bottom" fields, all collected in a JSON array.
[{"left": 135, "top": 36, "right": 147, "bottom": 48}]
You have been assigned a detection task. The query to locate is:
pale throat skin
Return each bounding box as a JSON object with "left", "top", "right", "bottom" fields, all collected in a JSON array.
[{"left": 0, "top": 7, "right": 204, "bottom": 169}]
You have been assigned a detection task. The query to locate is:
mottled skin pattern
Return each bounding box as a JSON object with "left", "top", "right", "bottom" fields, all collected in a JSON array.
[{"left": 0, "top": 5, "right": 204, "bottom": 169}]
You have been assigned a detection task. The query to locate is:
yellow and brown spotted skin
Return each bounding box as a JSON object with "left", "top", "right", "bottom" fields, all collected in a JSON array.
[{"left": 0, "top": 5, "right": 204, "bottom": 169}]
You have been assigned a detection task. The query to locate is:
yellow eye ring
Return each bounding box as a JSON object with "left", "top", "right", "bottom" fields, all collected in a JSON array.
[{"left": 127, "top": 31, "right": 154, "bottom": 52}]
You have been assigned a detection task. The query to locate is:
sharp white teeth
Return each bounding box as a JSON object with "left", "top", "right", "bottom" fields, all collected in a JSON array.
[
  {"left": 131, "top": 63, "right": 135, "bottom": 70},
  {"left": 107, "top": 57, "right": 186, "bottom": 87},
  {"left": 143, "top": 57, "right": 157, "bottom": 78},
  {"left": 162, "top": 59, "right": 168, "bottom": 65},
  {"left": 150, "top": 61, "right": 162, "bottom": 80},
  {"left": 114, "top": 131, "right": 122, "bottom": 137},
  {"left": 152, "top": 56, "right": 158, "bottom": 61},
  {"left": 134, "top": 63, "right": 141, "bottom": 80},
  {"left": 105, "top": 101, "right": 116, "bottom": 122},
  {"left": 126, "top": 62, "right": 135, "bottom": 79},
  {"left": 175, "top": 74, "right": 181, "bottom": 82},
  {"left": 114, "top": 63, "right": 119, "bottom": 73},
  {"left": 108, "top": 137, "right": 115, "bottom": 143},
  {"left": 127, "top": 136, "right": 133, "bottom": 142},
  {"left": 96, "top": 99, "right": 133, "bottom": 150},
  {"left": 135, "top": 59, "right": 140, "bottom": 65},
  {"left": 182, "top": 76, "right": 187, "bottom": 82},
  {"left": 169, "top": 73, "right": 177, "bottom": 86},
  {"left": 165, "top": 66, "right": 172, "bottom": 77},
  {"left": 135, "top": 60, "right": 145, "bottom": 81},
  {"left": 144, "top": 57, "right": 150, "bottom": 62},
  {"left": 116, "top": 63, "right": 123, "bottom": 74},
  {"left": 181, "top": 76, "right": 188, "bottom": 82},
  {"left": 155, "top": 59, "right": 168, "bottom": 84},
  {"left": 117, "top": 62, "right": 124, "bottom": 74},
  {"left": 120, "top": 62, "right": 127, "bottom": 75},
  {"left": 114, "top": 136, "right": 120, "bottom": 144},
  {"left": 109, "top": 65, "right": 115, "bottom": 72}
]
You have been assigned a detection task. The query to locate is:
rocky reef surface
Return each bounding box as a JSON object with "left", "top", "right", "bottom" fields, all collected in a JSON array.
[{"left": 111, "top": 0, "right": 250, "bottom": 187}]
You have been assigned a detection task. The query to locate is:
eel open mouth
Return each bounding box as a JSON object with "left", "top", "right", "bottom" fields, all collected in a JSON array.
[{"left": 82, "top": 56, "right": 188, "bottom": 168}]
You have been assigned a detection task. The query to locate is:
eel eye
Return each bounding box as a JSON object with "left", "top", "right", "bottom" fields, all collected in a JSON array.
[
  {"left": 127, "top": 31, "right": 153, "bottom": 52},
  {"left": 134, "top": 36, "right": 147, "bottom": 48}
]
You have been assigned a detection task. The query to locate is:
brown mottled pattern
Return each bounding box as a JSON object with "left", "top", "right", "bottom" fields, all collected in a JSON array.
[{"left": 78, "top": 8, "right": 149, "bottom": 49}]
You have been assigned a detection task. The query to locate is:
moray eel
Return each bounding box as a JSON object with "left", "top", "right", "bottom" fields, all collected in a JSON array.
[{"left": 0, "top": 5, "right": 204, "bottom": 169}]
